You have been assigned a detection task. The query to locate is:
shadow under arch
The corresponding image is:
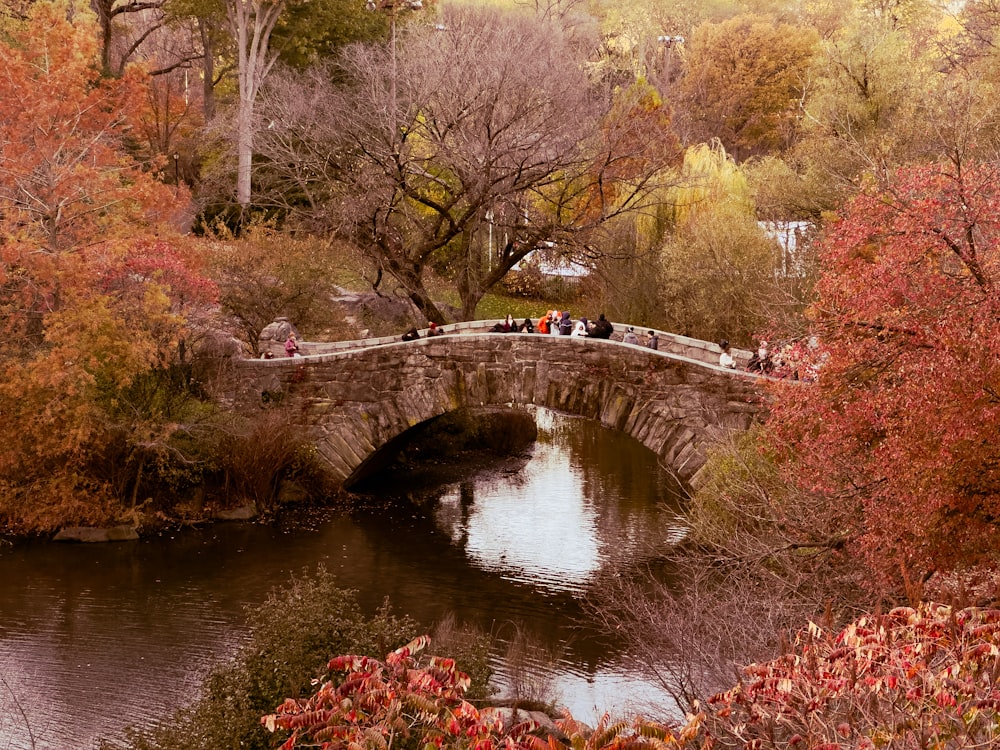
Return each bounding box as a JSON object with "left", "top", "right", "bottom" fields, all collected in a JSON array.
[{"left": 344, "top": 406, "right": 539, "bottom": 491}]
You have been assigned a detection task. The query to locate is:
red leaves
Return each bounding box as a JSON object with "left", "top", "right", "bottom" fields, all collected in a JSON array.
[
  {"left": 766, "top": 161, "right": 1000, "bottom": 582},
  {"left": 263, "top": 638, "right": 704, "bottom": 750},
  {"left": 704, "top": 602, "right": 1000, "bottom": 749}
]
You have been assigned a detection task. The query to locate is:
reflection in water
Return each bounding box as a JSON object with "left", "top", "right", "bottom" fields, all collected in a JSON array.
[
  {"left": 431, "top": 408, "right": 685, "bottom": 594},
  {"left": 0, "top": 408, "right": 687, "bottom": 750}
]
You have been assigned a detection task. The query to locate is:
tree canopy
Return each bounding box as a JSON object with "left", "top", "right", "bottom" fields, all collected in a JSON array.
[
  {"left": 766, "top": 161, "right": 1000, "bottom": 584},
  {"left": 255, "top": 5, "right": 681, "bottom": 322},
  {"left": 0, "top": 0, "right": 214, "bottom": 531}
]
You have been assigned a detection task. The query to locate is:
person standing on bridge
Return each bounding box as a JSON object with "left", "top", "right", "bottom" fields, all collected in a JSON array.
[
  {"left": 647, "top": 330, "right": 660, "bottom": 350},
  {"left": 719, "top": 339, "right": 736, "bottom": 368},
  {"left": 588, "top": 313, "right": 613, "bottom": 339},
  {"left": 623, "top": 327, "right": 639, "bottom": 345},
  {"left": 558, "top": 311, "right": 574, "bottom": 335},
  {"left": 284, "top": 332, "right": 300, "bottom": 357}
]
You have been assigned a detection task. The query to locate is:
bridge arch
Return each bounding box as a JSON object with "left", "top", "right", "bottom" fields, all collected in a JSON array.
[{"left": 231, "top": 332, "right": 766, "bottom": 489}]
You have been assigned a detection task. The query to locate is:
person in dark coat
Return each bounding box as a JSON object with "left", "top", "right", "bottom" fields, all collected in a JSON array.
[
  {"left": 588, "top": 313, "right": 614, "bottom": 339},
  {"left": 401, "top": 327, "right": 420, "bottom": 341},
  {"left": 558, "top": 310, "right": 573, "bottom": 335}
]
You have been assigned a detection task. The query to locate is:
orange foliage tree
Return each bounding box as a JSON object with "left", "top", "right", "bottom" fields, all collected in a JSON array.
[
  {"left": 765, "top": 161, "right": 1000, "bottom": 586},
  {"left": 0, "top": 0, "right": 215, "bottom": 531}
]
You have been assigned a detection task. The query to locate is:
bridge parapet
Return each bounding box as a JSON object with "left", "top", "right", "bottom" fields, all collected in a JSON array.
[
  {"left": 232, "top": 332, "right": 767, "bottom": 490},
  {"left": 262, "top": 319, "right": 752, "bottom": 368}
]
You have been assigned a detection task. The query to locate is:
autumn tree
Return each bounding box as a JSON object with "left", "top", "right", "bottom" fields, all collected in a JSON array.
[
  {"left": 650, "top": 141, "right": 789, "bottom": 344},
  {"left": 255, "top": 5, "right": 680, "bottom": 322},
  {"left": 766, "top": 161, "right": 1000, "bottom": 588},
  {"left": 795, "top": 9, "right": 937, "bottom": 191},
  {"left": 674, "top": 13, "right": 819, "bottom": 160},
  {"left": 0, "top": 0, "right": 214, "bottom": 531}
]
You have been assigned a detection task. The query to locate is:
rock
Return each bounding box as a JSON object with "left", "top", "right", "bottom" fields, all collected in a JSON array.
[
  {"left": 258, "top": 317, "right": 299, "bottom": 357},
  {"left": 53, "top": 525, "right": 140, "bottom": 543},
  {"left": 277, "top": 480, "right": 310, "bottom": 505},
  {"left": 214, "top": 503, "right": 258, "bottom": 521}
]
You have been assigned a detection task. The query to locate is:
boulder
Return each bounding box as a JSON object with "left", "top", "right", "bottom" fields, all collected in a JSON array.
[
  {"left": 53, "top": 525, "right": 140, "bottom": 543},
  {"left": 214, "top": 503, "right": 258, "bottom": 521},
  {"left": 258, "top": 317, "right": 299, "bottom": 357}
]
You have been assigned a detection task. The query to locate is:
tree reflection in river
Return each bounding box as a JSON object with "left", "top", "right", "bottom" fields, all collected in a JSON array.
[{"left": 0, "top": 407, "right": 687, "bottom": 750}]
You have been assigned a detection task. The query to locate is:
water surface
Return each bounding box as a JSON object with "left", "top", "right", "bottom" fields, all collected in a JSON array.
[{"left": 0, "top": 407, "right": 686, "bottom": 749}]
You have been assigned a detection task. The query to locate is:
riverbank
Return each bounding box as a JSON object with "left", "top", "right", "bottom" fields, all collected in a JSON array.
[
  {"left": 0, "top": 408, "right": 683, "bottom": 750},
  {"left": 0, "top": 407, "right": 541, "bottom": 547}
]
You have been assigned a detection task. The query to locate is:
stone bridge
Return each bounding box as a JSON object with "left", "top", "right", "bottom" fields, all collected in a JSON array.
[{"left": 230, "top": 322, "right": 767, "bottom": 490}]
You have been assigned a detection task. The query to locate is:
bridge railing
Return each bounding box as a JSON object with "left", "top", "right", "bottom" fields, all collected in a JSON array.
[{"left": 259, "top": 318, "right": 753, "bottom": 369}]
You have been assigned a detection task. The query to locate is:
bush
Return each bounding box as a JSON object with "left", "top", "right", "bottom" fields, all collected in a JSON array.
[
  {"left": 104, "top": 567, "right": 443, "bottom": 750},
  {"left": 264, "top": 634, "right": 703, "bottom": 750},
  {"left": 211, "top": 407, "right": 324, "bottom": 514},
  {"left": 587, "top": 428, "right": 874, "bottom": 714},
  {"left": 208, "top": 226, "right": 357, "bottom": 348},
  {"left": 704, "top": 603, "right": 1000, "bottom": 749}
]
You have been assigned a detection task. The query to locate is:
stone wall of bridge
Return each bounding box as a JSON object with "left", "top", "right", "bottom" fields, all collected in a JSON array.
[{"left": 230, "top": 333, "right": 766, "bottom": 489}]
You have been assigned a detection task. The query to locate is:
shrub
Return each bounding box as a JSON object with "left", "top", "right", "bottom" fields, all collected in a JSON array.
[
  {"left": 704, "top": 603, "right": 1000, "bottom": 749},
  {"left": 208, "top": 226, "right": 356, "bottom": 348},
  {"left": 104, "top": 567, "right": 426, "bottom": 750},
  {"left": 211, "top": 407, "right": 322, "bottom": 514},
  {"left": 264, "top": 634, "right": 705, "bottom": 750}
]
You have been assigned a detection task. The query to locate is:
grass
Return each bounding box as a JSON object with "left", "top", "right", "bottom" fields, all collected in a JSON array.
[
  {"left": 419, "top": 269, "right": 582, "bottom": 322},
  {"left": 326, "top": 242, "right": 585, "bottom": 324}
]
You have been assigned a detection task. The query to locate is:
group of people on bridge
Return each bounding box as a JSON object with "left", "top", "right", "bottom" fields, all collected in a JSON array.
[
  {"left": 718, "top": 337, "right": 820, "bottom": 381},
  {"left": 424, "top": 310, "right": 663, "bottom": 350}
]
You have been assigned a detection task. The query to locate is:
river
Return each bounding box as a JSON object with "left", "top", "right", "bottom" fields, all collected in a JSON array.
[{"left": 0, "top": 407, "right": 687, "bottom": 750}]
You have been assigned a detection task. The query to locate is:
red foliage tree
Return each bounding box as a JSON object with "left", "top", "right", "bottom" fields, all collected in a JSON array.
[{"left": 765, "top": 162, "right": 1000, "bottom": 585}]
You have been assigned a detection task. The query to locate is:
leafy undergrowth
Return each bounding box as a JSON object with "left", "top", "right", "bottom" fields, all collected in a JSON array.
[
  {"left": 266, "top": 603, "right": 1000, "bottom": 750},
  {"left": 263, "top": 634, "right": 701, "bottom": 750}
]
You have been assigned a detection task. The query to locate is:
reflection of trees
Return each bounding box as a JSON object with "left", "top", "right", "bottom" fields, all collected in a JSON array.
[
  {"left": 549, "top": 412, "right": 688, "bottom": 572},
  {"left": 418, "top": 408, "right": 688, "bottom": 591},
  {"left": 349, "top": 501, "right": 612, "bottom": 673}
]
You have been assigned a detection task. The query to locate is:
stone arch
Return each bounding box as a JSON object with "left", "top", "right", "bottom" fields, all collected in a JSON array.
[{"left": 231, "top": 334, "right": 765, "bottom": 488}]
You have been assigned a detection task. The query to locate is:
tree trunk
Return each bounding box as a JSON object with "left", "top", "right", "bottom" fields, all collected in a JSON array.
[
  {"left": 407, "top": 284, "right": 449, "bottom": 325},
  {"left": 460, "top": 291, "right": 484, "bottom": 322},
  {"left": 236, "top": 98, "right": 254, "bottom": 207},
  {"left": 227, "top": 0, "right": 286, "bottom": 208},
  {"left": 200, "top": 19, "right": 216, "bottom": 121}
]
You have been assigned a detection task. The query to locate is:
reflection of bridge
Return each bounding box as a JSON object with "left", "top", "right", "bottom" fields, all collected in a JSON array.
[{"left": 232, "top": 322, "right": 766, "bottom": 489}]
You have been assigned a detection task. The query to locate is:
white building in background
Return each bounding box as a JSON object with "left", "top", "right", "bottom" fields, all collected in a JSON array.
[{"left": 512, "top": 242, "right": 590, "bottom": 279}]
